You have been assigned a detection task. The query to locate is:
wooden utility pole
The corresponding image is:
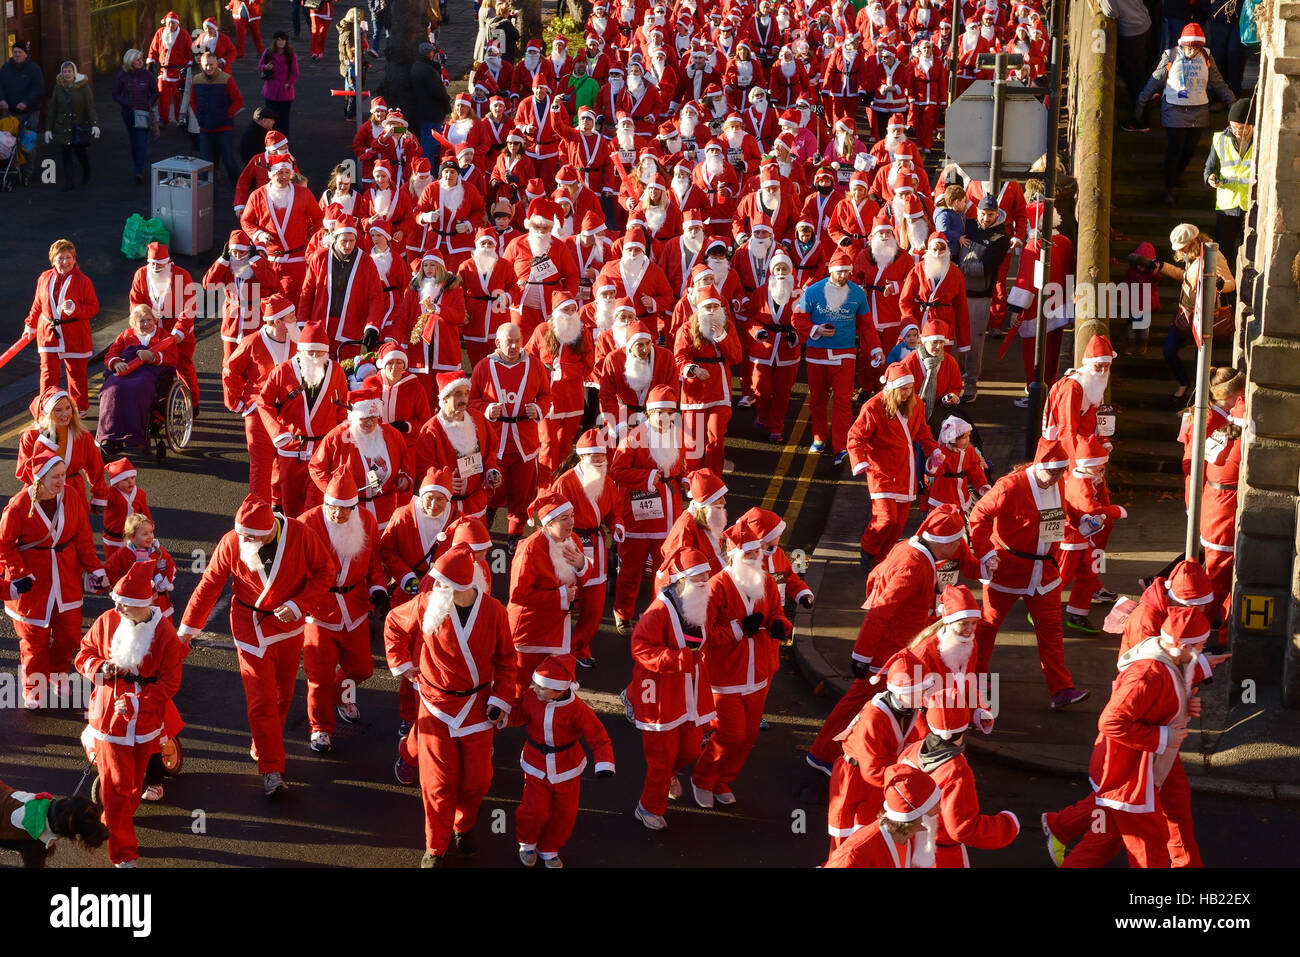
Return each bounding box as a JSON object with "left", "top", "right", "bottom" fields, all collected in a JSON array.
[{"left": 378, "top": 0, "right": 429, "bottom": 112}]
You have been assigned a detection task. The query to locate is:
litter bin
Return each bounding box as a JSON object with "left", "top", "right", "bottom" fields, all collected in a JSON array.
[{"left": 151, "top": 156, "right": 214, "bottom": 256}]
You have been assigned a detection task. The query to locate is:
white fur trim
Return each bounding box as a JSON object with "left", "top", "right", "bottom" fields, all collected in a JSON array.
[{"left": 437, "top": 376, "right": 472, "bottom": 399}]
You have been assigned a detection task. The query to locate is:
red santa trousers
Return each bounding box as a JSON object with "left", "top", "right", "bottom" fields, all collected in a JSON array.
[
  {"left": 244, "top": 414, "right": 277, "bottom": 505},
  {"left": 404, "top": 711, "right": 495, "bottom": 855},
  {"left": 640, "top": 723, "right": 704, "bottom": 817},
  {"left": 269, "top": 259, "right": 309, "bottom": 294},
  {"left": 1021, "top": 329, "right": 1064, "bottom": 387},
  {"left": 827, "top": 756, "right": 880, "bottom": 849},
  {"left": 820, "top": 93, "right": 859, "bottom": 134},
  {"left": 309, "top": 11, "right": 330, "bottom": 57},
  {"left": 1158, "top": 760, "right": 1202, "bottom": 867},
  {"left": 975, "top": 584, "right": 1074, "bottom": 697},
  {"left": 464, "top": 339, "right": 493, "bottom": 371},
  {"left": 908, "top": 103, "right": 939, "bottom": 152},
  {"left": 399, "top": 675, "right": 418, "bottom": 722},
  {"left": 986, "top": 257, "right": 1014, "bottom": 330},
  {"left": 39, "top": 353, "right": 90, "bottom": 413},
  {"left": 158, "top": 70, "right": 185, "bottom": 124},
  {"left": 303, "top": 619, "right": 375, "bottom": 735},
  {"left": 807, "top": 361, "right": 855, "bottom": 451},
  {"left": 614, "top": 536, "right": 665, "bottom": 620},
  {"left": 175, "top": 337, "right": 200, "bottom": 410},
  {"left": 1059, "top": 537, "right": 1111, "bottom": 617},
  {"left": 692, "top": 686, "right": 769, "bottom": 794},
  {"left": 272, "top": 456, "right": 312, "bottom": 517},
  {"left": 232, "top": 18, "right": 264, "bottom": 57},
  {"left": 1048, "top": 770, "right": 1199, "bottom": 868},
  {"left": 236, "top": 636, "right": 304, "bottom": 775},
  {"left": 514, "top": 650, "right": 548, "bottom": 705},
  {"left": 14, "top": 607, "right": 84, "bottom": 699},
  {"left": 860, "top": 497, "right": 911, "bottom": 559},
  {"left": 683, "top": 406, "right": 731, "bottom": 476},
  {"left": 516, "top": 773, "right": 582, "bottom": 854},
  {"left": 572, "top": 580, "right": 606, "bottom": 660},
  {"left": 749, "top": 361, "right": 798, "bottom": 436},
  {"left": 95, "top": 738, "right": 159, "bottom": 865},
  {"left": 1063, "top": 804, "right": 1173, "bottom": 868},
  {"left": 1204, "top": 545, "right": 1233, "bottom": 630},
  {"left": 488, "top": 449, "right": 538, "bottom": 536},
  {"left": 808, "top": 675, "right": 875, "bottom": 770}
]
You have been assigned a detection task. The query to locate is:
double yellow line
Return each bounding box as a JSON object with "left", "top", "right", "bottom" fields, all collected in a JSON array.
[{"left": 757, "top": 392, "right": 823, "bottom": 545}]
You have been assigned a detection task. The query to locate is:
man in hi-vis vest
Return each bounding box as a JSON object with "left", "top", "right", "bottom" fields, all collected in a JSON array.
[{"left": 1203, "top": 98, "right": 1254, "bottom": 271}]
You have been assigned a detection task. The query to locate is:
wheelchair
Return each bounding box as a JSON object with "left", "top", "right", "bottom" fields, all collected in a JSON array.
[{"left": 100, "top": 368, "right": 194, "bottom": 464}]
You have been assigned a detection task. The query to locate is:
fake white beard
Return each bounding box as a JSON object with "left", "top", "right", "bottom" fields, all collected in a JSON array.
[
  {"left": 777, "top": 11, "right": 791, "bottom": 29},
  {"left": 824, "top": 280, "right": 850, "bottom": 312},
  {"left": 703, "top": 503, "right": 727, "bottom": 539},
  {"left": 919, "top": 53, "right": 934, "bottom": 71},
  {"left": 524, "top": 50, "right": 541, "bottom": 71},
  {"left": 749, "top": 236, "right": 773, "bottom": 260},
  {"left": 471, "top": 248, "right": 498, "bottom": 274},
  {"left": 370, "top": 187, "right": 393, "bottom": 217},
  {"left": 349, "top": 420, "right": 390, "bottom": 474},
  {"left": 678, "top": 576, "right": 709, "bottom": 627},
  {"left": 371, "top": 248, "right": 393, "bottom": 276},
  {"left": 872, "top": 233, "right": 899, "bottom": 267},
  {"left": 728, "top": 555, "right": 766, "bottom": 603},
  {"left": 297, "top": 352, "right": 328, "bottom": 389},
  {"left": 232, "top": 258, "right": 254, "bottom": 280},
  {"left": 908, "top": 217, "right": 930, "bottom": 253},
  {"left": 239, "top": 537, "right": 267, "bottom": 574},
  {"left": 616, "top": 128, "right": 635, "bottom": 150},
  {"left": 415, "top": 500, "right": 448, "bottom": 540},
  {"left": 681, "top": 226, "right": 703, "bottom": 253},
  {"left": 553, "top": 310, "right": 582, "bottom": 345},
  {"left": 844, "top": 50, "right": 857, "bottom": 68},
  {"left": 409, "top": 175, "right": 433, "bottom": 198},
  {"left": 109, "top": 609, "right": 160, "bottom": 673},
  {"left": 420, "top": 277, "right": 442, "bottom": 309},
  {"left": 439, "top": 411, "right": 479, "bottom": 456},
  {"left": 939, "top": 632, "right": 974, "bottom": 673},
  {"left": 579, "top": 460, "right": 606, "bottom": 505},
  {"left": 868, "top": 6, "right": 886, "bottom": 25},
  {"left": 924, "top": 250, "right": 950, "bottom": 284},
  {"left": 528, "top": 230, "right": 553, "bottom": 256},
  {"left": 609, "top": 76, "right": 625, "bottom": 94},
  {"left": 440, "top": 181, "right": 465, "bottom": 213},
  {"left": 673, "top": 176, "right": 692, "bottom": 204},
  {"left": 648, "top": 423, "right": 681, "bottom": 472},
  {"left": 912, "top": 817, "right": 938, "bottom": 868},
  {"left": 422, "top": 583, "right": 455, "bottom": 633},
  {"left": 594, "top": 299, "right": 616, "bottom": 331},
  {"left": 737, "top": 61, "right": 753, "bottom": 84},
  {"left": 980, "top": 24, "right": 996, "bottom": 40},
  {"left": 624, "top": 352, "right": 654, "bottom": 393},
  {"left": 325, "top": 508, "right": 369, "bottom": 563},
  {"left": 146, "top": 268, "right": 172, "bottom": 304},
  {"left": 680, "top": 113, "right": 698, "bottom": 137},
  {"left": 644, "top": 204, "right": 668, "bottom": 233},
  {"left": 725, "top": 128, "right": 744, "bottom": 149},
  {"left": 886, "top": 130, "right": 905, "bottom": 150},
  {"left": 709, "top": 259, "right": 730, "bottom": 283},
  {"left": 704, "top": 154, "right": 724, "bottom": 177},
  {"left": 1014, "top": 40, "right": 1030, "bottom": 57},
  {"left": 628, "top": 74, "right": 645, "bottom": 95},
  {"left": 621, "top": 252, "right": 648, "bottom": 286},
  {"left": 780, "top": 59, "right": 795, "bottom": 79},
  {"left": 267, "top": 183, "right": 292, "bottom": 209},
  {"left": 1081, "top": 368, "right": 1109, "bottom": 407},
  {"left": 770, "top": 275, "right": 794, "bottom": 305},
  {"left": 612, "top": 319, "right": 630, "bottom": 346},
  {"left": 163, "top": 25, "right": 179, "bottom": 45},
  {"left": 548, "top": 533, "right": 579, "bottom": 585}
]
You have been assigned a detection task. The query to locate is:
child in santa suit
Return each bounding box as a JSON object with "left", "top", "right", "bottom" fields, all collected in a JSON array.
[
  {"left": 1058, "top": 435, "right": 1128, "bottom": 634},
  {"left": 926, "top": 415, "right": 990, "bottom": 515},
  {"left": 75, "top": 562, "right": 187, "bottom": 866},
  {"left": 824, "top": 763, "right": 943, "bottom": 868},
  {"left": 103, "top": 513, "right": 177, "bottom": 622},
  {"left": 515, "top": 653, "right": 616, "bottom": 868},
  {"left": 102, "top": 458, "right": 153, "bottom": 551}
]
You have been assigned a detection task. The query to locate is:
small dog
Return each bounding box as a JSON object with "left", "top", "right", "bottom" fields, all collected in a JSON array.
[{"left": 0, "top": 777, "right": 109, "bottom": 868}]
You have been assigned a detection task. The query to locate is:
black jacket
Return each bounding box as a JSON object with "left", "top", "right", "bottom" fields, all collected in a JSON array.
[
  {"left": 0, "top": 58, "right": 44, "bottom": 113},
  {"left": 959, "top": 211, "right": 1012, "bottom": 298},
  {"left": 408, "top": 56, "right": 451, "bottom": 130}
]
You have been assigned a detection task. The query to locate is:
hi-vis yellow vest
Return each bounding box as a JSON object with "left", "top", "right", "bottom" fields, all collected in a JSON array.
[{"left": 1211, "top": 130, "right": 1253, "bottom": 212}]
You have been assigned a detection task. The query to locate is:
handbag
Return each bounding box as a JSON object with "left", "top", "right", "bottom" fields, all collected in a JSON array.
[{"left": 134, "top": 109, "right": 152, "bottom": 129}]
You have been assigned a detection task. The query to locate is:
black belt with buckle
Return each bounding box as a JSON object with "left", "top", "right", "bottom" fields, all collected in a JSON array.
[
  {"left": 527, "top": 736, "right": 576, "bottom": 754},
  {"left": 431, "top": 681, "right": 488, "bottom": 698}
]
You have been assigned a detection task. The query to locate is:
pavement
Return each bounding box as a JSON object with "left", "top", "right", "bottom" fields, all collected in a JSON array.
[{"left": 791, "top": 334, "right": 1300, "bottom": 800}]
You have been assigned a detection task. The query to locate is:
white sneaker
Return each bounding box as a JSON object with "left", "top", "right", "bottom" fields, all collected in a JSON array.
[
  {"left": 263, "top": 772, "right": 288, "bottom": 797},
  {"left": 714, "top": 789, "right": 737, "bottom": 806},
  {"left": 336, "top": 703, "right": 361, "bottom": 724},
  {"left": 635, "top": 804, "right": 668, "bottom": 830},
  {"left": 518, "top": 845, "right": 538, "bottom": 867},
  {"left": 310, "top": 731, "right": 332, "bottom": 753},
  {"left": 668, "top": 775, "right": 683, "bottom": 801},
  {"left": 114, "top": 859, "right": 138, "bottom": 868},
  {"left": 542, "top": 854, "right": 564, "bottom": 869},
  {"left": 1013, "top": 395, "right": 1030, "bottom": 409},
  {"left": 691, "top": 780, "right": 715, "bottom": 809},
  {"left": 736, "top": 395, "right": 756, "bottom": 407},
  {"left": 142, "top": 784, "right": 164, "bottom": 802}
]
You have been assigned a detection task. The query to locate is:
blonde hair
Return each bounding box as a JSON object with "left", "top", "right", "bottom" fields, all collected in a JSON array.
[
  {"left": 123, "top": 512, "right": 155, "bottom": 540},
  {"left": 48, "top": 239, "right": 76, "bottom": 263},
  {"left": 39, "top": 397, "right": 85, "bottom": 440},
  {"left": 128, "top": 303, "right": 155, "bottom": 328}
]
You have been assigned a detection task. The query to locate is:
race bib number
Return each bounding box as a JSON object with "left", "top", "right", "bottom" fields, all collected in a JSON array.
[
  {"left": 1038, "top": 506, "right": 1066, "bottom": 547},
  {"left": 457, "top": 451, "right": 484, "bottom": 478},
  {"left": 618, "top": 148, "right": 636, "bottom": 167},
  {"left": 727, "top": 147, "right": 743, "bottom": 166},
  {"left": 629, "top": 488, "right": 665, "bottom": 522},
  {"left": 836, "top": 166, "right": 851, "bottom": 184},
  {"left": 579, "top": 533, "right": 595, "bottom": 566},
  {"left": 1096, "top": 405, "right": 1116, "bottom": 437},
  {"left": 936, "top": 559, "right": 961, "bottom": 587},
  {"left": 529, "top": 255, "right": 559, "bottom": 282},
  {"left": 1205, "top": 431, "right": 1228, "bottom": 465}
]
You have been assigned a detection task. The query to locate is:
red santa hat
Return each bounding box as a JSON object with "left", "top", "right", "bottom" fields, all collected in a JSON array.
[
  {"left": 687, "top": 468, "right": 727, "bottom": 508},
  {"left": 926, "top": 686, "right": 971, "bottom": 740},
  {"left": 376, "top": 341, "right": 407, "bottom": 368},
  {"left": 883, "top": 650, "right": 934, "bottom": 697},
  {"left": 264, "top": 130, "right": 289, "bottom": 154},
  {"left": 938, "top": 414, "right": 973, "bottom": 445},
  {"left": 334, "top": 214, "right": 359, "bottom": 237},
  {"left": 383, "top": 108, "right": 407, "bottom": 127},
  {"left": 1074, "top": 434, "right": 1110, "bottom": 468},
  {"left": 882, "top": 363, "right": 915, "bottom": 392},
  {"left": 234, "top": 494, "right": 276, "bottom": 537},
  {"left": 940, "top": 584, "right": 981, "bottom": 625},
  {"left": 526, "top": 197, "right": 557, "bottom": 227},
  {"left": 575, "top": 428, "right": 611, "bottom": 456},
  {"left": 348, "top": 386, "right": 383, "bottom": 419},
  {"left": 453, "top": 91, "right": 472, "bottom": 107},
  {"left": 27, "top": 443, "right": 63, "bottom": 483},
  {"left": 324, "top": 470, "right": 360, "bottom": 508},
  {"left": 1165, "top": 560, "right": 1215, "bottom": 607},
  {"left": 664, "top": 546, "right": 713, "bottom": 583},
  {"left": 297, "top": 321, "right": 329, "bottom": 351},
  {"left": 626, "top": 321, "right": 655, "bottom": 346},
  {"left": 146, "top": 242, "right": 170, "bottom": 264},
  {"left": 695, "top": 283, "right": 723, "bottom": 308},
  {"left": 551, "top": 290, "right": 578, "bottom": 312},
  {"left": 530, "top": 487, "right": 574, "bottom": 527},
  {"left": 228, "top": 229, "right": 252, "bottom": 251},
  {"left": 203, "top": 16, "right": 218, "bottom": 30},
  {"left": 779, "top": 108, "right": 800, "bottom": 128},
  {"left": 321, "top": 202, "right": 345, "bottom": 228},
  {"left": 111, "top": 560, "right": 158, "bottom": 609},
  {"left": 871, "top": 209, "right": 895, "bottom": 234},
  {"left": 419, "top": 466, "right": 453, "bottom": 499},
  {"left": 1178, "top": 22, "right": 1206, "bottom": 45},
  {"left": 578, "top": 106, "right": 598, "bottom": 122},
  {"left": 1160, "top": 605, "right": 1212, "bottom": 646},
  {"left": 32, "top": 386, "right": 70, "bottom": 421},
  {"left": 409, "top": 157, "right": 432, "bottom": 177},
  {"left": 926, "top": 231, "right": 949, "bottom": 249},
  {"left": 1081, "top": 334, "right": 1118, "bottom": 365},
  {"left": 436, "top": 371, "right": 471, "bottom": 399},
  {"left": 578, "top": 209, "right": 605, "bottom": 237},
  {"left": 431, "top": 544, "right": 478, "bottom": 590},
  {"left": 367, "top": 221, "right": 391, "bottom": 239},
  {"left": 848, "top": 169, "right": 872, "bottom": 191},
  {"left": 269, "top": 153, "right": 295, "bottom": 174},
  {"left": 920, "top": 319, "right": 949, "bottom": 343},
  {"left": 525, "top": 37, "right": 543, "bottom": 51},
  {"left": 533, "top": 653, "right": 577, "bottom": 691},
  {"left": 646, "top": 383, "right": 678, "bottom": 411},
  {"left": 887, "top": 113, "right": 906, "bottom": 131},
  {"left": 106, "top": 457, "right": 137, "bottom": 487},
  {"left": 829, "top": 249, "right": 855, "bottom": 272},
  {"left": 370, "top": 96, "right": 388, "bottom": 113},
  {"left": 371, "top": 159, "right": 394, "bottom": 182},
  {"left": 881, "top": 763, "right": 941, "bottom": 822},
  {"left": 555, "top": 164, "right": 579, "bottom": 186},
  {"left": 740, "top": 506, "right": 786, "bottom": 544},
  {"left": 917, "top": 504, "right": 966, "bottom": 545},
  {"left": 475, "top": 227, "right": 498, "bottom": 245},
  {"left": 613, "top": 297, "right": 637, "bottom": 317},
  {"left": 163, "top": 10, "right": 179, "bottom": 23},
  {"left": 531, "top": 73, "right": 552, "bottom": 91},
  {"left": 1034, "top": 437, "right": 1070, "bottom": 469},
  {"left": 774, "top": 132, "right": 796, "bottom": 153},
  {"left": 446, "top": 516, "right": 492, "bottom": 552},
  {"left": 769, "top": 249, "right": 792, "bottom": 272}
]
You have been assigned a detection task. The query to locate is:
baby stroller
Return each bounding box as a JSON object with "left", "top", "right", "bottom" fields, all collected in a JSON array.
[{"left": 0, "top": 113, "right": 33, "bottom": 190}]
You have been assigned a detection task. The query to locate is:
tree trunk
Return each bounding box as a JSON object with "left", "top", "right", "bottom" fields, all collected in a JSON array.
[
  {"left": 520, "top": 0, "right": 543, "bottom": 44},
  {"left": 380, "top": 0, "right": 429, "bottom": 114}
]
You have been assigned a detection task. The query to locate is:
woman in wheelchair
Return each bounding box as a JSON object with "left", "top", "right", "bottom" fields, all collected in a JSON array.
[{"left": 97, "top": 305, "right": 178, "bottom": 455}]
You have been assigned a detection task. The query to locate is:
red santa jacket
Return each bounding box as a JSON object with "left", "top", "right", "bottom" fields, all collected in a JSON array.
[
  {"left": 148, "top": 25, "right": 193, "bottom": 72},
  {"left": 178, "top": 516, "right": 338, "bottom": 654},
  {"left": 703, "top": 566, "right": 789, "bottom": 695},
  {"left": 223, "top": 327, "right": 294, "bottom": 417},
  {"left": 848, "top": 393, "right": 939, "bottom": 500},
  {"left": 968, "top": 467, "right": 1066, "bottom": 596},
  {"left": 764, "top": 543, "right": 812, "bottom": 605},
  {"left": 558, "top": 126, "right": 617, "bottom": 196},
  {"left": 865, "top": 56, "right": 912, "bottom": 111},
  {"left": 659, "top": 513, "right": 728, "bottom": 590},
  {"left": 102, "top": 483, "right": 152, "bottom": 551},
  {"left": 414, "top": 181, "right": 487, "bottom": 260},
  {"left": 550, "top": 465, "right": 625, "bottom": 588},
  {"left": 372, "top": 130, "right": 424, "bottom": 188},
  {"left": 353, "top": 118, "right": 387, "bottom": 183},
  {"left": 609, "top": 422, "right": 686, "bottom": 540},
  {"left": 384, "top": 587, "right": 517, "bottom": 735},
  {"left": 469, "top": 350, "right": 551, "bottom": 462},
  {"left": 0, "top": 488, "right": 103, "bottom": 628},
  {"left": 300, "top": 505, "right": 386, "bottom": 630},
  {"left": 414, "top": 410, "right": 501, "bottom": 519},
  {"left": 369, "top": 247, "right": 408, "bottom": 330},
  {"left": 515, "top": 93, "right": 567, "bottom": 160},
  {"left": 1041, "top": 370, "right": 1100, "bottom": 464},
  {"left": 103, "top": 541, "right": 176, "bottom": 619},
  {"left": 900, "top": 260, "right": 971, "bottom": 352},
  {"left": 898, "top": 741, "right": 1020, "bottom": 861},
  {"left": 745, "top": 285, "right": 802, "bottom": 367},
  {"left": 519, "top": 688, "right": 616, "bottom": 784},
  {"left": 840, "top": 691, "right": 929, "bottom": 805},
  {"left": 308, "top": 422, "right": 413, "bottom": 530},
  {"left": 76, "top": 608, "right": 186, "bottom": 747},
  {"left": 258, "top": 355, "right": 350, "bottom": 464},
  {"left": 361, "top": 371, "right": 431, "bottom": 453},
  {"left": 1200, "top": 423, "right": 1240, "bottom": 550},
  {"left": 822, "top": 48, "right": 869, "bottom": 98},
  {"left": 594, "top": 257, "right": 674, "bottom": 331},
  {"left": 828, "top": 196, "right": 882, "bottom": 252},
  {"left": 26, "top": 268, "right": 98, "bottom": 359},
  {"left": 909, "top": 55, "right": 948, "bottom": 107},
  {"left": 298, "top": 247, "right": 386, "bottom": 347},
  {"left": 566, "top": 235, "right": 609, "bottom": 306},
  {"left": 927, "top": 442, "right": 991, "bottom": 513},
  {"left": 456, "top": 253, "right": 515, "bottom": 346},
  {"left": 502, "top": 234, "right": 581, "bottom": 341},
  {"left": 525, "top": 324, "right": 594, "bottom": 421},
  {"left": 16, "top": 428, "right": 108, "bottom": 508},
  {"left": 390, "top": 277, "right": 468, "bottom": 376},
  {"left": 378, "top": 498, "right": 454, "bottom": 598},
  {"left": 508, "top": 530, "right": 589, "bottom": 657},
  {"left": 104, "top": 328, "right": 178, "bottom": 377},
  {"left": 901, "top": 348, "right": 964, "bottom": 416},
  {"left": 853, "top": 251, "right": 912, "bottom": 343},
  {"left": 128, "top": 266, "right": 197, "bottom": 343},
  {"left": 362, "top": 183, "right": 416, "bottom": 257},
  {"left": 823, "top": 818, "right": 922, "bottom": 868},
  {"left": 204, "top": 252, "right": 287, "bottom": 347},
  {"left": 627, "top": 588, "right": 717, "bottom": 730},
  {"left": 598, "top": 343, "right": 678, "bottom": 425},
  {"left": 1060, "top": 469, "right": 1125, "bottom": 554},
  {"left": 674, "top": 315, "right": 743, "bottom": 411},
  {"left": 240, "top": 184, "right": 324, "bottom": 265}
]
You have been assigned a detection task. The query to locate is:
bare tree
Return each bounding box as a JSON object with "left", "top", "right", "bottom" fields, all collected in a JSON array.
[
  {"left": 380, "top": 0, "right": 430, "bottom": 112},
  {"left": 519, "top": 0, "right": 543, "bottom": 43}
]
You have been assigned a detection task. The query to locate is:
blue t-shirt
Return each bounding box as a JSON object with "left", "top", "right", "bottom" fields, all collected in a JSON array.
[
  {"left": 887, "top": 342, "right": 916, "bottom": 365},
  {"left": 797, "top": 278, "right": 870, "bottom": 351}
]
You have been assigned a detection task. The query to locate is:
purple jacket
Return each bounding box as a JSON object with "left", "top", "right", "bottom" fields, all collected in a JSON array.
[
  {"left": 112, "top": 67, "right": 158, "bottom": 122},
  {"left": 258, "top": 48, "right": 298, "bottom": 102}
]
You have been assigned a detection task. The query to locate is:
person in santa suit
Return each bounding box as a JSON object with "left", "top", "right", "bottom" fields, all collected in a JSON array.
[
  {"left": 25, "top": 239, "right": 99, "bottom": 415},
  {"left": 598, "top": 321, "right": 678, "bottom": 436},
  {"left": 240, "top": 154, "right": 324, "bottom": 291},
  {"left": 1, "top": 450, "right": 106, "bottom": 710},
  {"left": 385, "top": 544, "right": 516, "bottom": 866},
  {"left": 824, "top": 762, "right": 944, "bottom": 868},
  {"left": 489, "top": 131, "right": 536, "bottom": 214},
  {"left": 1118, "top": 561, "right": 1216, "bottom": 659},
  {"left": 353, "top": 97, "right": 389, "bottom": 187},
  {"left": 594, "top": 232, "right": 674, "bottom": 339},
  {"left": 609, "top": 385, "right": 688, "bottom": 632},
  {"left": 968, "top": 438, "right": 1091, "bottom": 710},
  {"left": 925, "top": 415, "right": 991, "bottom": 515},
  {"left": 744, "top": 252, "right": 801, "bottom": 444},
  {"left": 739, "top": 84, "right": 779, "bottom": 147},
  {"left": 362, "top": 161, "right": 415, "bottom": 262},
  {"left": 864, "top": 43, "right": 912, "bottom": 140},
  {"left": 514, "top": 74, "right": 567, "bottom": 183},
  {"left": 514, "top": 653, "right": 616, "bottom": 868},
  {"left": 16, "top": 387, "right": 108, "bottom": 512},
  {"left": 733, "top": 167, "right": 797, "bottom": 244},
  {"left": 728, "top": 221, "right": 780, "bottom": 336},
  {"left": 362, "top": 343, "right": 431, "bottom": 457},
  {"left": 953, "top": 16, "right": 997, "bottom": 97},
  {"left": 469, "top": 322, "right": 550, "bottom": 548},
  {"left": 508, "top": 489, "right": 591, "bottom": 702},
  {"left": 366, "top": 224, "right": 408, "bottom": 333},
  {"left": 222, "top": 294, "right": 296, "bottom": 505},
  {"left": 515, "top": 38, "right": 558, "bottom": 97},
  {"left": 473, "top": 44, "right": 516, "bottom": 105},
  {"left": 826, "top": 651, "right": 933, "bottom": 849},
  {"left": 900, "top": 232, "right": 971, "bottom": 357},
  {"left": 257, "top": 321, "right": 349, "bottom": 517},
  {"left": 298, "top": 215, "right": 385, "bottom": 360},
  {"left": 415, "top": 372, "right": 504, "bottom": 522},
  {"left": 691, "top": 518, "right": 791, "bottom": 807},
  {"left": 412, "top": 160, "right": 485, "bottom": 275},
  {"left": 901, "top": 322, "right": 964, "bottom": 433},
  {"left": 798, "top": 166, "right": 840, "bottom": 248},
  {"left": 206, "top": 229, "right": 289, "bottom": 365},
  {"left": 674, "top": 285, "right": 742, "bottom": 475},
  {"left": 127, "top": 242, "right": 199, "bottom": 410},
  {"left": 74, "top": 562, "right": 185, "bottom": 867},
  {"left": 235, "top": 129, "right": 294, "bottom": 217},
  {"left": 501, "top": 199, "right": 581, "bottom": 342},
  {"left": 897, "top": 687, "right": 1020, "bottom": 867},
  {"left": 768, "top": 49, "right": 811, "bottom": 111},
  {"left": 100, "top": 457, "right": 152, "bottom": 552},
  {"left": 178, "top": 494, "right": 336, "bottom": 795},
  {"left": 308, "top": 387, "right": 414, "bottom": 530},
  {"left": 101, "top": 508, "right": 176, "bottom": 620},
  {"left": 1196, "top": 392, "right": 1243, "bottom": 630},
  {"left": 565, "top": 212, "right": 609, "bottom": 308},
  {"left": 192, "top": 16, "right": 237, "bottom": 67},
  {"left": 1056, "top": 435, "right": 1128, "bottom": 634},
  {"left": 442, "top": 92, "right": 491, "bottom": 157},
  {"left": 456, "top": 229, "right": 515, "bottom": 369},
  {"left": 659, "top": 469, "right": 731, "bottom": 591},
  {"left": 795, "top": 250, "right": 880, "bottom": 465},
  {"left": 387, "top": 254, "right": 467, "bottom": 403},
  {"left": 907, "top": 37, "right": 947, "bottom": 153},
  {"left": 853, "top": 214, "right": 913, "bottom": 380},
  {"left": 96, "top": 306, "right": 179, "bottom": 455},
  {"left": 820, "top": 30, "right": 869, "bottom": 133},
  {"left": 789, "top": 222, "right": 828, "bottom": 293},
  {"left": 1040, "top": 334, "right": 1116, "bottom": 462},
  {"left": 298, "top": 471, "right": 386, "bottom": 753},
  {"left": 826, "top": 172, "right": 880, "bottom": 254},
  {"left": 147, "top": 12, "right": 192, "bottom": 126},
  {"left": 693, "top": 142, "right": 742, "bottom": 238}
]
